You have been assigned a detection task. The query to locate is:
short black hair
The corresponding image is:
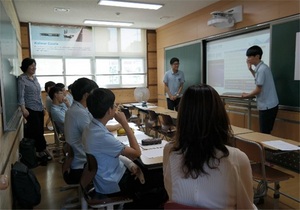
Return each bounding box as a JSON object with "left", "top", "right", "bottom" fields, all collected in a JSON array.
[
  {"left": 170, "top": 57, "right": 179, "bottom": 65},
  {"left": 71, "top": 78, "right": 98, "bottom": 102},
  {"left": 246, "top": 45, "right": 263, "bottom": 59},
  {"left": 55, "top": 83, "right": 65, "bottom": 89},
  {"left": 45, "top": 81, "right": 55, "bottom": 92},
  {"left": 48, "top": 86, "right": 63, "bottom": 100},
  {"left": 20, "top": 58, "right": 36, "bottom": 73},
  {"left": 87, "top": 88, "right": 115, "bottom": 119}
]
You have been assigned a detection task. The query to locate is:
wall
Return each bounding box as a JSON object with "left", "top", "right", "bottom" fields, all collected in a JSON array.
[
  {"left": 156, "top": 0, "right": 300, "bottom": 141},
  {"left": 0, "top": 0, "right": 23, "bottom": 209}
]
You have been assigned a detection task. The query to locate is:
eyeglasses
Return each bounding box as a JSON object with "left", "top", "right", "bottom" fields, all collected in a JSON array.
[{"left": 172, "top": 62, "right": 180, "bottom": 66}]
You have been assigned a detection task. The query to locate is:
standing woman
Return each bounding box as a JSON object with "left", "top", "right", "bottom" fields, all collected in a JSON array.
[
  {"left": 18, "top": 58, "right": 51, "bottom": 161},
  {"left": 163, "top": 84, "right": 256, "bottom": 209}
]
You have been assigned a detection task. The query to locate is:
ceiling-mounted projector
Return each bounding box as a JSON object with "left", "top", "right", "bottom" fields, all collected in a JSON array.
[{"left": 207, "top": 5, "right": 243, "bottom": 29}]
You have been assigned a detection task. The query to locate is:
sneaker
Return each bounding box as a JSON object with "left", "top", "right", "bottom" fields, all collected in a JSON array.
[{"left": 47, "top": 125, "right": 54, "bottom": 131}]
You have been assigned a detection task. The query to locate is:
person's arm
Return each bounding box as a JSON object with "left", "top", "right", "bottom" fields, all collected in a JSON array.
[
  {"left": 106, "top": 123, "right": 122, "bottom": 132},
  {"left": 114, "top": 111, "right": 141, "bottom": 160},
  {"left": 119, "top": 155, "right": 145, "bottom": 184},
  {"left": 17, "top": 77, "right": 29, "bottom": 118},
  {"left": 242, "top": 85, "right": 262, "bottom": 98},
  {"left": 176, "top": 83, "right": 184, "bottom": 97},
  {"left": 164, "top": 82, "right": 175, "bottom": 100}
]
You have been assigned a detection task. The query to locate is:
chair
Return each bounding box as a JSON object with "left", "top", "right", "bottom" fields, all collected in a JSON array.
[
  {"left": 164, "top": 201, "right": 207, "bottom": 210},
  {"left": 60, "top": 143, "right": 81, "bottom": 209},
  {"left": 234, "top": 137, "right": 294, "bottom": 208},
  {"left": 80, "top": 153, "right": 133, "bottom": 210},
  {"left": 49, "top": 118, "right": 64, "bottom": 158},
  {"left": 158, "top": 114, "right": 176, "bottom": 141},
  {"left": 145, "top": 110, "right": 161, "bottom": 138},
  {"left": 120, "top": 107, "right": 142, "bottom": 127}
]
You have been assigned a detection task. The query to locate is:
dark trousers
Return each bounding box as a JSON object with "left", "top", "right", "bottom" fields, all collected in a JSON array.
[
  {"left": 167, "top": 98, "right": 181, "bottom": 111},
  {"left": 259, "top": 105, "right": 278, "bottom": 134},
  {"left": 24, "top": 108, "right": 47, "bottom": 152}
]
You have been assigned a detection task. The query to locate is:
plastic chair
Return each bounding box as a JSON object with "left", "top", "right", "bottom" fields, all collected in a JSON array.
[
  {"left": 234, "top": 137, "right": 294, "bottom": 208},
  {"left": 158, "top": 114, "right": 176, "bottom": 141},
  {"left": 145, "top": 110, "right": 161, "bottom": 137},
  {"left": 164, "top": 201, "right": 207, "bottom": 209},
  {"left": 80, "top": 153, "right": 133, "bottom": 210},
  {"left": 60, "top": 143, "right": 81, "bottom": 209}
]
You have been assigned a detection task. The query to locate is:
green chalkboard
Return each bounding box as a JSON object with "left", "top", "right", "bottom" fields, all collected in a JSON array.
[
  {"left": 271, "top": 18, "right": 300, "bottom": 109},
  {"left": 165, "top": 42, "right": 201, "bottom": 93}
]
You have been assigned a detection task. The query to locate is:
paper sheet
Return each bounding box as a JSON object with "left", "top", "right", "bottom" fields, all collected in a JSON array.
[
  {"left": 262, "top": 140, "right": 300, "bottom": 151},
  {"left": 142, "top": 148, "right": 164, "bottom": 159}
]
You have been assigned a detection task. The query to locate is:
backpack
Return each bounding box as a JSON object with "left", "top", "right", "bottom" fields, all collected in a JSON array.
[
  {"left": 11, "top": 161, "right": 41, "bottom": 209},
  {"left": 19, "top": 138, "right": 38, "bottom": 168}
]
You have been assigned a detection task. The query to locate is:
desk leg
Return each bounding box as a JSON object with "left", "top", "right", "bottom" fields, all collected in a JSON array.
[{"left": 248, "top": 99, "right": 251, "bottom": 129}]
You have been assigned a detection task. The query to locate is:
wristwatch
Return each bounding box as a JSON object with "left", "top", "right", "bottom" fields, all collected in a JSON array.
[{"left": 176, "top": 93, "right": 179, "bottom": 97}]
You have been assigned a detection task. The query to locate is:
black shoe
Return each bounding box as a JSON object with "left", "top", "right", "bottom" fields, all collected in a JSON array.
[{"left": 44, "top": 149, "right": 53, "bottom": 161}]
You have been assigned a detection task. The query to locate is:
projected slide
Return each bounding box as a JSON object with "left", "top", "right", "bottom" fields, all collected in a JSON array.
[{"left": 206, "top": 29, "right": 270, "bottom": 95}]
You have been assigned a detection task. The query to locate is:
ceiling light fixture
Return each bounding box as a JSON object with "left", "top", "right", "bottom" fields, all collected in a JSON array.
[
  {"left": 98, "top": 0, "right": 163, "bottom": 10},
  {"left": 84, "top": 20, "right": 133, "bottom": 27},
  {"left": 54, "top": 7, "right": 70, "bottom": 12}
]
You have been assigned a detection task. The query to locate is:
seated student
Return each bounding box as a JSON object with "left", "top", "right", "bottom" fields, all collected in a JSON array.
[
  {"left": 54, "top": 83, "right": 73, "bottom": 107},
  {"left": 48, "top": 86, "right": 68, "bottom": 135},
  {"left": 64, "top": 78, "right": 99, "bottom": 184},
  {"left": 163, "top": 84, "right": 257, "bottom": 209},
  {"left": 83, "top": 88, "right": 167, "bottom": 208},
  {"left": 44, "top": 81, "right": 55, "bottom": 129}
]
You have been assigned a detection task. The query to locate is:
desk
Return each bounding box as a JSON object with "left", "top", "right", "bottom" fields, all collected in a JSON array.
[
  {"left": 221, "top": 95, "right": 255, "bottom": 129},
  {"left": 231, "top": 125, "right": 254, "bottom": 135}
]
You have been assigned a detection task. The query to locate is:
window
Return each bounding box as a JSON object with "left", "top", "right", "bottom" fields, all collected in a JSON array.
[{"left": 31, "top": 24, "right": 147, "bottom": 90}]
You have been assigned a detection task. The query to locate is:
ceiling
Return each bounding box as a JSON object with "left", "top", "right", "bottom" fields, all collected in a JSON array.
[{"left": 13, "top": 0, "right": 219, "bottom": 29}]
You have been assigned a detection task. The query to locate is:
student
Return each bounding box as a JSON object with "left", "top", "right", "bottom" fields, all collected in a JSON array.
[
  {"left": 44, "top": 81, "right": 55, "bottom": 130},
  {"left": 54, "top": 83, "right": 73, "bottom": 107},
  {"left": 163, "top": 84, "right": 256, "bottom": 209},
  {"left": 49, "top": 86, "right": 68, "bottom": 135},
  {"left": 83, "top": 88, "right": 167, "bottom": 208},
  {"left": 163, "top": 57, "right": 185, "bottom": 111},
  {"left": 64, "top": 78, "right": 99, "bottom": 184},
  {"left": 17, "top": 58, "right": 51, "bottom": 161},
  {"left": 242, "top": 45, "right": 279, "bottom": 134}
]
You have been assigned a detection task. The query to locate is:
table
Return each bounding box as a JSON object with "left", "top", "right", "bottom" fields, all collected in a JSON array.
[{"left": 231, "top": 125, "right": 253, "bottom": 135}]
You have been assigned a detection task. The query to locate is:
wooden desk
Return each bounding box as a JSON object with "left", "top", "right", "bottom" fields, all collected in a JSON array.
[
  {"left": 236, "top": 132, "right": 299, "bottom": 150},
  {"left": 231, "top": 125, "right": 254, "bottom": 135}
]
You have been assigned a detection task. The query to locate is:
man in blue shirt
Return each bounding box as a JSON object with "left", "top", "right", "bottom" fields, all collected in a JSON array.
[
  {"left": 163, "top": 57, "right": 185, "bottom": 111},
  {"left": 242, "top": 45, "right": 279, "bottom": 134}
]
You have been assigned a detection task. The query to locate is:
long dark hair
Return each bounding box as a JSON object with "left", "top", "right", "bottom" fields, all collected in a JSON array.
[{"left": 173, "top": 84, "right": 233, "bottom": 178}]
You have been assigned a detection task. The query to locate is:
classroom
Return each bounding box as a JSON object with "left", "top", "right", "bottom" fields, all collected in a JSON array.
[{"left": 0, "top": 0, "right": 299, "bottom": 209}]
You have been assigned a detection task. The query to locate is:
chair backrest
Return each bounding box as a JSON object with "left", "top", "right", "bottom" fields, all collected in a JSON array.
[
  {"left": 159, "top": 114, "right": 175, "bottom": 131},
  {"left": 62, "top": 143, "right": 74, "bottom": 176},
  {"left": 234, "top": 137, "right": 266, "bottom": 179},
  {"left": 120, "top": 108, "right": 131, "bottom": 120},
  {"left": 80, "top": 153, "right": 98, "bottom": 200},
  {"left": 148, "top": 110, "right": 159, "bottom": 124}
]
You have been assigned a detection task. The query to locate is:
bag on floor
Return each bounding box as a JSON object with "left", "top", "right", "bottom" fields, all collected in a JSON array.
[
  {"left": 19, "top": 138, "right": 38, "bottom": 168},
  {"left": 11, "top": 161, "right": 41, "bottom": 209}
]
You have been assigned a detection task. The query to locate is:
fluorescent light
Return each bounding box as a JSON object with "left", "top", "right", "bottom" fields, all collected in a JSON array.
[
  {"left": 98, "top": 0, "right": 163, "bottom": 10},
  {"left": 84, "top": 20, "right": 133, "bottom": 27}
]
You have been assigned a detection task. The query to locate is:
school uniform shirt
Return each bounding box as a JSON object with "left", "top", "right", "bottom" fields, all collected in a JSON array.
[
  {"left": 163, "top": 143, "right": 257, "bottom": 210},
  {"left": 50, "top": 103, "right": 68, "bottom": 134},
  {"left": 163, "top": 70, "right": 185, "bottom": 98},
  {"left": 64, "top": 101, "right": 92, "bottom": 170},
  {"left": 83, "top": 118, "right": 126, "bottom": 194},
  {"left": 17, "top": 74, "right": 43, "bottom": 111},
  {"left": 255, "top": 61, "right": 279, "bottom": 110}
]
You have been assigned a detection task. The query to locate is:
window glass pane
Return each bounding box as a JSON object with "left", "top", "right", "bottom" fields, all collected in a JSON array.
[
  {"left": 34, "top": 58, "right": 63, "bottom": 75},
  {"left": 94, "top": 27, "right": 118, "bottom": 53},
  {"left": 121, "top": 59, "right": 144, "bottom": 74},
  {"left": 96, "top": 75, "right": 120, "bottom": 86},
  {"left": 36, "top": 76, "right": 64, "bottom": 91},
  {"left": 122, "top": 75, "right": 145, "bottom": 85},
  {"left": 66, "top": 76, "right": 93, "bottom": 87},
  {"left": 95, "top": 59, "right": 119, "bottom": 74},
  {"left": 120, "top": 29, "right": 144, "bottom": 53},
  {"left": 65, "top": 58, "right": 91, "bottom": 75}
]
